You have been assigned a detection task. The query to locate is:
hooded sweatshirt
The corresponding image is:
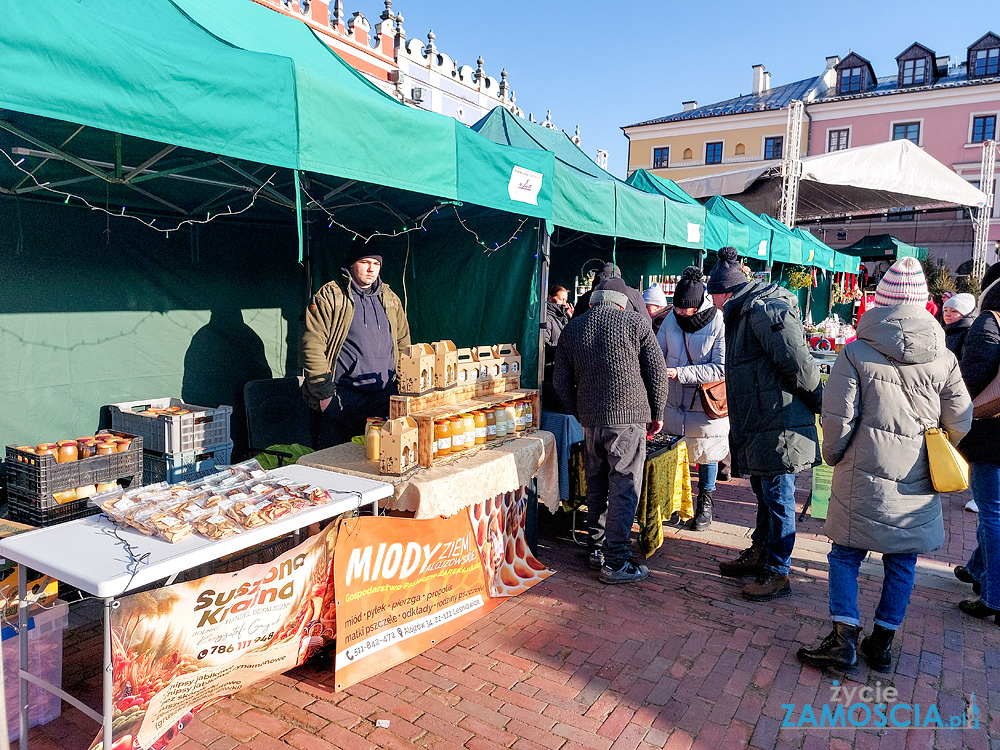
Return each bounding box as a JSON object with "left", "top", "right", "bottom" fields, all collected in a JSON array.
[
  {"left": 334, "top": 276, "right": 396, "bottom": 390},
  {"left": 821, "top": 304, "right": 972, "bottom": 554}
]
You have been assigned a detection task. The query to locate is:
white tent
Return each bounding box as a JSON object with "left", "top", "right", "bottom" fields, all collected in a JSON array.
[{"left": 676, "top": 139, "right": 988, "bottom": 221}]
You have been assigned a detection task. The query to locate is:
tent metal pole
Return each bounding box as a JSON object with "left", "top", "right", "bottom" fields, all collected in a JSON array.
[
  {"left": 536, "top": 221, "right": 550, "bottom": 395},
  {"left": 294, "top": 170, "right": 305, "bottom": 264}
]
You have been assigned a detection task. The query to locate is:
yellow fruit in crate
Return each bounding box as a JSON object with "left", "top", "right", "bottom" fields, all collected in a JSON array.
[
  {"left": 75, "top": 485, "right": 97, "bottom": 500},
  {"left": 95, "top": 482, "right": 118, "bottom": 493}
]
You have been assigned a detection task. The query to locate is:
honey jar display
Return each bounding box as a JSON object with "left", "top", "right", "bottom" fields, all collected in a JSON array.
[
  {"left": 460, "top": 413, "right": 476, "bottom": 449},
  {"left": 448, "top": 416, "right": 465, "bottom": 452},
  {"left": 434, "top": 419, "right": 451, "bottom": 455},
  {"left": 472, "top": 411, "right": 487, "bottom": 444},
  {"left": 484, "top": 408, "right": 497, "bottom": 440},
  {"left": 56, "top": 440, "right": 79, "bottom": 463}
]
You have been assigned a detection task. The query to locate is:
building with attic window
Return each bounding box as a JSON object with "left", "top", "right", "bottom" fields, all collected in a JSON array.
[{"left": 623, "top": 32, "right": 1000, "bottom": 267}]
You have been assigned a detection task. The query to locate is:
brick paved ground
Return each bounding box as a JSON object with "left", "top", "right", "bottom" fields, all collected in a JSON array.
[{"left": 26, "top": 473, "right": 1000, "bottom": 750}]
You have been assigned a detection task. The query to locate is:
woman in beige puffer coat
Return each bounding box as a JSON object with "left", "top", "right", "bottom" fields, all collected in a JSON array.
[{"left": 798, "top": 257, "right": 972, "bottom": 673}]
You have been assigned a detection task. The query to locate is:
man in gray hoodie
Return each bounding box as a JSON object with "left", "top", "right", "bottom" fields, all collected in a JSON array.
[{"left": 554, "top": 289, "right": 669, "bottom": 584}]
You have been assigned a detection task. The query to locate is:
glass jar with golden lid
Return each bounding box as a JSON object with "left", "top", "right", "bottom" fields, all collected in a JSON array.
[
  {"left": 461, "top": 413, "right": 476, "bottom": 449},
  {"left": 435, "top": 419, "right": 451, "bottom": 455},
  {"left": 472, "top": 411, "right": 487, "bottom": 444},
  {"left": 448, "top": 416, "right": 465, "bottom": 452},
  {"left": 483, "top": 408, "right": 497, "bottom": 440}
]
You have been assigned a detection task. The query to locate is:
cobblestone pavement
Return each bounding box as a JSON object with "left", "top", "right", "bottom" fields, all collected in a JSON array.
[{"left": 28, "top": 474, "right": 999, "bottom": 750}]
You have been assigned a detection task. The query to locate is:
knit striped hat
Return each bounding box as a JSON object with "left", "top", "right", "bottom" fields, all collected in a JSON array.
[{"left": 872, "top": 257, "right": 928, "bottom": 307}]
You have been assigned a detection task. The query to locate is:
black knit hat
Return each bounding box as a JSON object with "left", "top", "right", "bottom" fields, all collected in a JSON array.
[
  {"left": 344, "top": 244, "right": 383, "bottom": 267},
  {"left": 673, "top": 266, "right": 705, "bottom": 308},
  {"left": 706, "top": 247, "right": 747, "bottom": 294}
]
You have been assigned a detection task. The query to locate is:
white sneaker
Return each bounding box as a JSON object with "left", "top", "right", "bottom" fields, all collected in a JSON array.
[{"left": 965, "top": 499, "right": 979, "bottom": 513}]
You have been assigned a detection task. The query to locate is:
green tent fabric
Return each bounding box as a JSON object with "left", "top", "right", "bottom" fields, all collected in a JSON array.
[
  {"left": 625, "top": 169, "right": 749, "bottom": 252},
  {"left": 472, "top": 108, "right": 703, "bottom": 247},
  {"left": 833, "top": 251, "right": 861, "bottom": 274},
  {"left": 704, "top": 197, "right": 772, "bottom": 261},
  {"left": 0, "top": 0, "right": 554, "bottom": 219},
  {"left": 757, "top": 214, "right": 805, "bottom": 265},
  {"left": 840, "top": 233, "right": 928, "bottom": 261},
  {"left": 793, "top": 228, "right": 835, "bottom": 271}
]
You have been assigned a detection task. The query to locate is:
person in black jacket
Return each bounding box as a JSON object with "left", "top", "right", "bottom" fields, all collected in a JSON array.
[
  {"left": 707, "top": 248, "right": 823, "bottom": 602},
  {"left": 574, "top": 263, "right": 652, "bottom": 325},
  {"left": 943, "top": 292, "right": 977, "bottom": 359},
  {"left": 542, "top": 284, "right": 573, "bottom": 413},
  {"left": 554, "top": 289, "right": 669, "bottom": 585},
  {"left": 954, "top": 262, "right": 1000, "bottom": 622}
]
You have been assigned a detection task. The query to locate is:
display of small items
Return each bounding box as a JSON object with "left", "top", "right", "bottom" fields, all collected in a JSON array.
[
  {"left": 432, "top": 398, "right": 533, "bottom": 459},
  {"left": 12, "top": 435, "right": 134, "bottom": 504},
  {"left": 400, "top": 340, "right": 520, "bottom": 395}
]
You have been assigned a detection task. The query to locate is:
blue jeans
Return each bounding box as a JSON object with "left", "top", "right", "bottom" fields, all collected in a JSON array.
[
  {"left": 965, "top": 462, "right": 1000, "bottom": 609},
  {"left": 698, "top": 462, "right": 718, "bottom": 493},
  {"left": 749, "top": 474, "right": 797, "bottom": 575},
  {"left": 828, "top": 543, "right": 917, "bottom": 630}
]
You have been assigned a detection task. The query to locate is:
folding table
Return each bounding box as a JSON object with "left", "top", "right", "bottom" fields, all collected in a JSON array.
[{"left": 0, "top": 464, "right": 393, "bottom": 750}]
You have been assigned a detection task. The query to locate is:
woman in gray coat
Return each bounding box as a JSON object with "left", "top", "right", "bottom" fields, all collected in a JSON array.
[
  {"left": 798, "top": 258, "right": 972, "bottom": 673},
  {"left": 655, "top": 267, "right": 729, "bottom": 531}
]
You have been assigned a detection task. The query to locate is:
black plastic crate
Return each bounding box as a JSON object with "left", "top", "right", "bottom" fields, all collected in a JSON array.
[
  {"left": 5, "top": 432, "right": 142, "bottom": 509},
  {"left": 7, "top": 493, "right": 101, "bottom": 527}
]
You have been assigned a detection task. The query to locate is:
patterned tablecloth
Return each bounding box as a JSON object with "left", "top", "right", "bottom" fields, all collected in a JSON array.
[
  {"left": 569, "top": 438, "right": 692, "bottom": 558},
  {"left": 298, "top": 430, "right": 559, "bottom": 519}
]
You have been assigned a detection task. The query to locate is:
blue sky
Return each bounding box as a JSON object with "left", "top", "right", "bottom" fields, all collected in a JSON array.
[{"left": 382, "top": 0, "right": 994, "bottom": 177}]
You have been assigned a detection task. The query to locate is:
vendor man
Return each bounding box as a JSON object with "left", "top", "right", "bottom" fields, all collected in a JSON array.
[{"left": 299, "top": 247, "right": 410, "bottom": 448}]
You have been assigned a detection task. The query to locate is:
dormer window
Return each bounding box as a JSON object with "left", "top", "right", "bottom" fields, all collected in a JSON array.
[
  {"left": 901, "top": 58, "right": 926, "bottom": 85},
  {"left": 973, "top": 47, "right": 999, "bottom": 76},
  {"left": 839, "top": 67, "right": 863, "bottom": 93}
]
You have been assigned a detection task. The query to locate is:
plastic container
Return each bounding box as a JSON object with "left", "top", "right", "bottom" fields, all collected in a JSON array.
[
  {"left": 2, "top": 599, "right": 68, "bottom": 742},
  {"left": 7, "top": 492, "right": 102, "bottom": 527},
  {"left": 109, "top": 397, "right": 232, "bottom": 454},
  {"left": 5, "top": 432, "right": 143, "bottom": 509},
  {"left": 142, "top": 442, "right": 233, "bottom": 485}
]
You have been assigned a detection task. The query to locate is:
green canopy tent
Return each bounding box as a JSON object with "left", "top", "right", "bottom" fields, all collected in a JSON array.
[
  {"left": 757, "top": 213, "right": 806, "bottom": 266},
  {"left": 471, "top": 108, "right": 705, "bottom": 293},
  {"left": 0, "top": 0, "right": 559, "bottom": 448},
  {"left": 840, "top": 233, "right": 928, "bottom": 261},
  {"left": 704, "top": 196, "right": 773, "bottom": 264},
  {"left": 627, "top": 169, "right": 751, "bottom": 256}
]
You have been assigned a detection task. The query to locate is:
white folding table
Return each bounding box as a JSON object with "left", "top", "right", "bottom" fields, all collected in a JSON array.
[{"left": 0, "top": 464, "right": 393, "bottom": 750}]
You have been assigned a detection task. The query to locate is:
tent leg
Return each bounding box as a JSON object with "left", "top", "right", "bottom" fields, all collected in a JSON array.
[
  {"left": 536, "top": 222, "right": 550, "bottom": 393},
  {"left": 294, "top": 170, "right": 304, "bottom": 264}
]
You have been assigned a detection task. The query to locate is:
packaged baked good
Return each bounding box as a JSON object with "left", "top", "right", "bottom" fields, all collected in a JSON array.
[
  {"left": 149, "top": 514, "right": 194, "bottom": 543},
  {"left": 193, "top": 512, "right": 242, "bottom": 540}
]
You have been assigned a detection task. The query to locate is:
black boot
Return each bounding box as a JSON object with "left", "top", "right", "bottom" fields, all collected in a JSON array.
[
  {"left": 687, "top": 490, "right": 713, "bottom": 531},
  {"left": 796, "top": 622, "right": 860, "bottom": 670},
  {"left": 860, "top": 624, "right": 895, "bottom": 672}
]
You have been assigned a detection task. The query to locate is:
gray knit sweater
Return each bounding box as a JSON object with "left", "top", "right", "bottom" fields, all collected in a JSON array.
[{"left": 553, "top": 303, "right": 670, "bottom": 428}]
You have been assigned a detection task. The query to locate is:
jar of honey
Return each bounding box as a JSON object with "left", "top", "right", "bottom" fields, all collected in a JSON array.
[
  {"left": 448, "top": 417, "right": 465, "bottom": 452},
  {"left": 461, "top": 413, "right": 476, "bottom": 449},
  {"left": 484, "top": 408, "right": 497, "bottom": 440},
  {"left": 522, "top": 399, "right": 534, "bottom": 429},
  {"left": 96, "top": 442, "right": 116, "bottom": 456},
  {"left": 114, "top": 437, "right": 133, "bottom": 453},
  {"left": 77, "top": 440, "right": 96, "bottom": 459},
  {"left": 435, "top": 420, "right": 451, "bottom": 456},
  {"left": 35, "top": 443, "right": 57, "bottom": 457},
  {"left": 503, "top": 403, "right": 518, "bottom": 435},
  {"left": 494, "top": 407, "right": 507, "bottom": 439},
  {"left": 472, "top": 411, "right": 487, "bottom": 444},
  {"left": 56, "top": 440, "right": 79, "bottom": 463},
  {"left": 365, "top": 418, "right": 384, "bottom": 461}
]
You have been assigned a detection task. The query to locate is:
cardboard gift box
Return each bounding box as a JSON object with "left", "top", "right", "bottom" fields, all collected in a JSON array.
[
  {"left": 433, "top": 340, "right": 458, "bottom": 391},
  {"left": 398, "top": 343, "right": 436, "bottom": 396},
  {"left": 379, "top": 416, "right": 419, "bottom": 475}
]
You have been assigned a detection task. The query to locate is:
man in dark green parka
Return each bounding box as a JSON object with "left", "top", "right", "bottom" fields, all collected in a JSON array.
[{"left": 708, "top": 248, "right": 822, "bottom": 602}]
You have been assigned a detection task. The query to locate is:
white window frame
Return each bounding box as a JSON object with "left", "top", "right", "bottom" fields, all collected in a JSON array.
[
  {"left": 651, "top": 145, "right": 670, "bottom": 169},
  {"left": 968, "top": 111, "right": 999, "bottom": 145},
  {"left": 889, "top": 118, "right": 923, "bottom": 147},
  {"left": 704, "top": 139, "right": 725, "bottom": 166},
  {"left": 826, "top": 126, "right": 852, "bottom": 152}
]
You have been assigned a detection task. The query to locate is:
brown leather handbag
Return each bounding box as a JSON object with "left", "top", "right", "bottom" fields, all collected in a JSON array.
[{"left": 682, "top": 332, "right": 728, "bottom": 419}]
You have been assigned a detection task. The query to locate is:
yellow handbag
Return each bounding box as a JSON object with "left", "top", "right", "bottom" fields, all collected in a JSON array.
[
  {"left": 888, "top": 357, "right": 970, "bottom": 493},
  {"left": 924, "top": 427, "right": 970, "bottom": 493}
]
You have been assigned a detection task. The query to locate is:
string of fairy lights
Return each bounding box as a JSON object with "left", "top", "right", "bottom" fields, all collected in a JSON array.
[{"left": 1, "top": 146, "right": 534, "bottom": 254}]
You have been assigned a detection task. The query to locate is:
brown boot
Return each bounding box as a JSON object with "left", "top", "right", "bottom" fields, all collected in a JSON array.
[
  {"left": 741, "top": 569, "right": 791, "bottom": 601},
  {"left": 719, "top": 544, "right": 764, "bottom": 578}
]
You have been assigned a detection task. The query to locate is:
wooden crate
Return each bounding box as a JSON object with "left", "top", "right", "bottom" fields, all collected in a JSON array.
[
  {"left": 389, "top": 374, "right": 521, "bottom": 419},
  {"left": 412, "top": 389, "right": 540, "bottom": 468}
]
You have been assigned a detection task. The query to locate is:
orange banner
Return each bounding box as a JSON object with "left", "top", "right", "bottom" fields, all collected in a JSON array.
[
  {"left": 90, "top": 522, "right": 342, "bottom": 750},
  {"left": 334, "top": 488, "right": 551, "bottom": 690}
]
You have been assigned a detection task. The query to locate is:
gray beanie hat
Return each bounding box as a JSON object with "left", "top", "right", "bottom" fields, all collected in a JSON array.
[
  {"left": 706, "top": 247, "right": 748, "bottom": 294},
  {"left": 943, "top": 292, "right": 976, "bottom": 317},
  {"left": 590, "top": 289, "right": 629, "bottom": 309}
]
